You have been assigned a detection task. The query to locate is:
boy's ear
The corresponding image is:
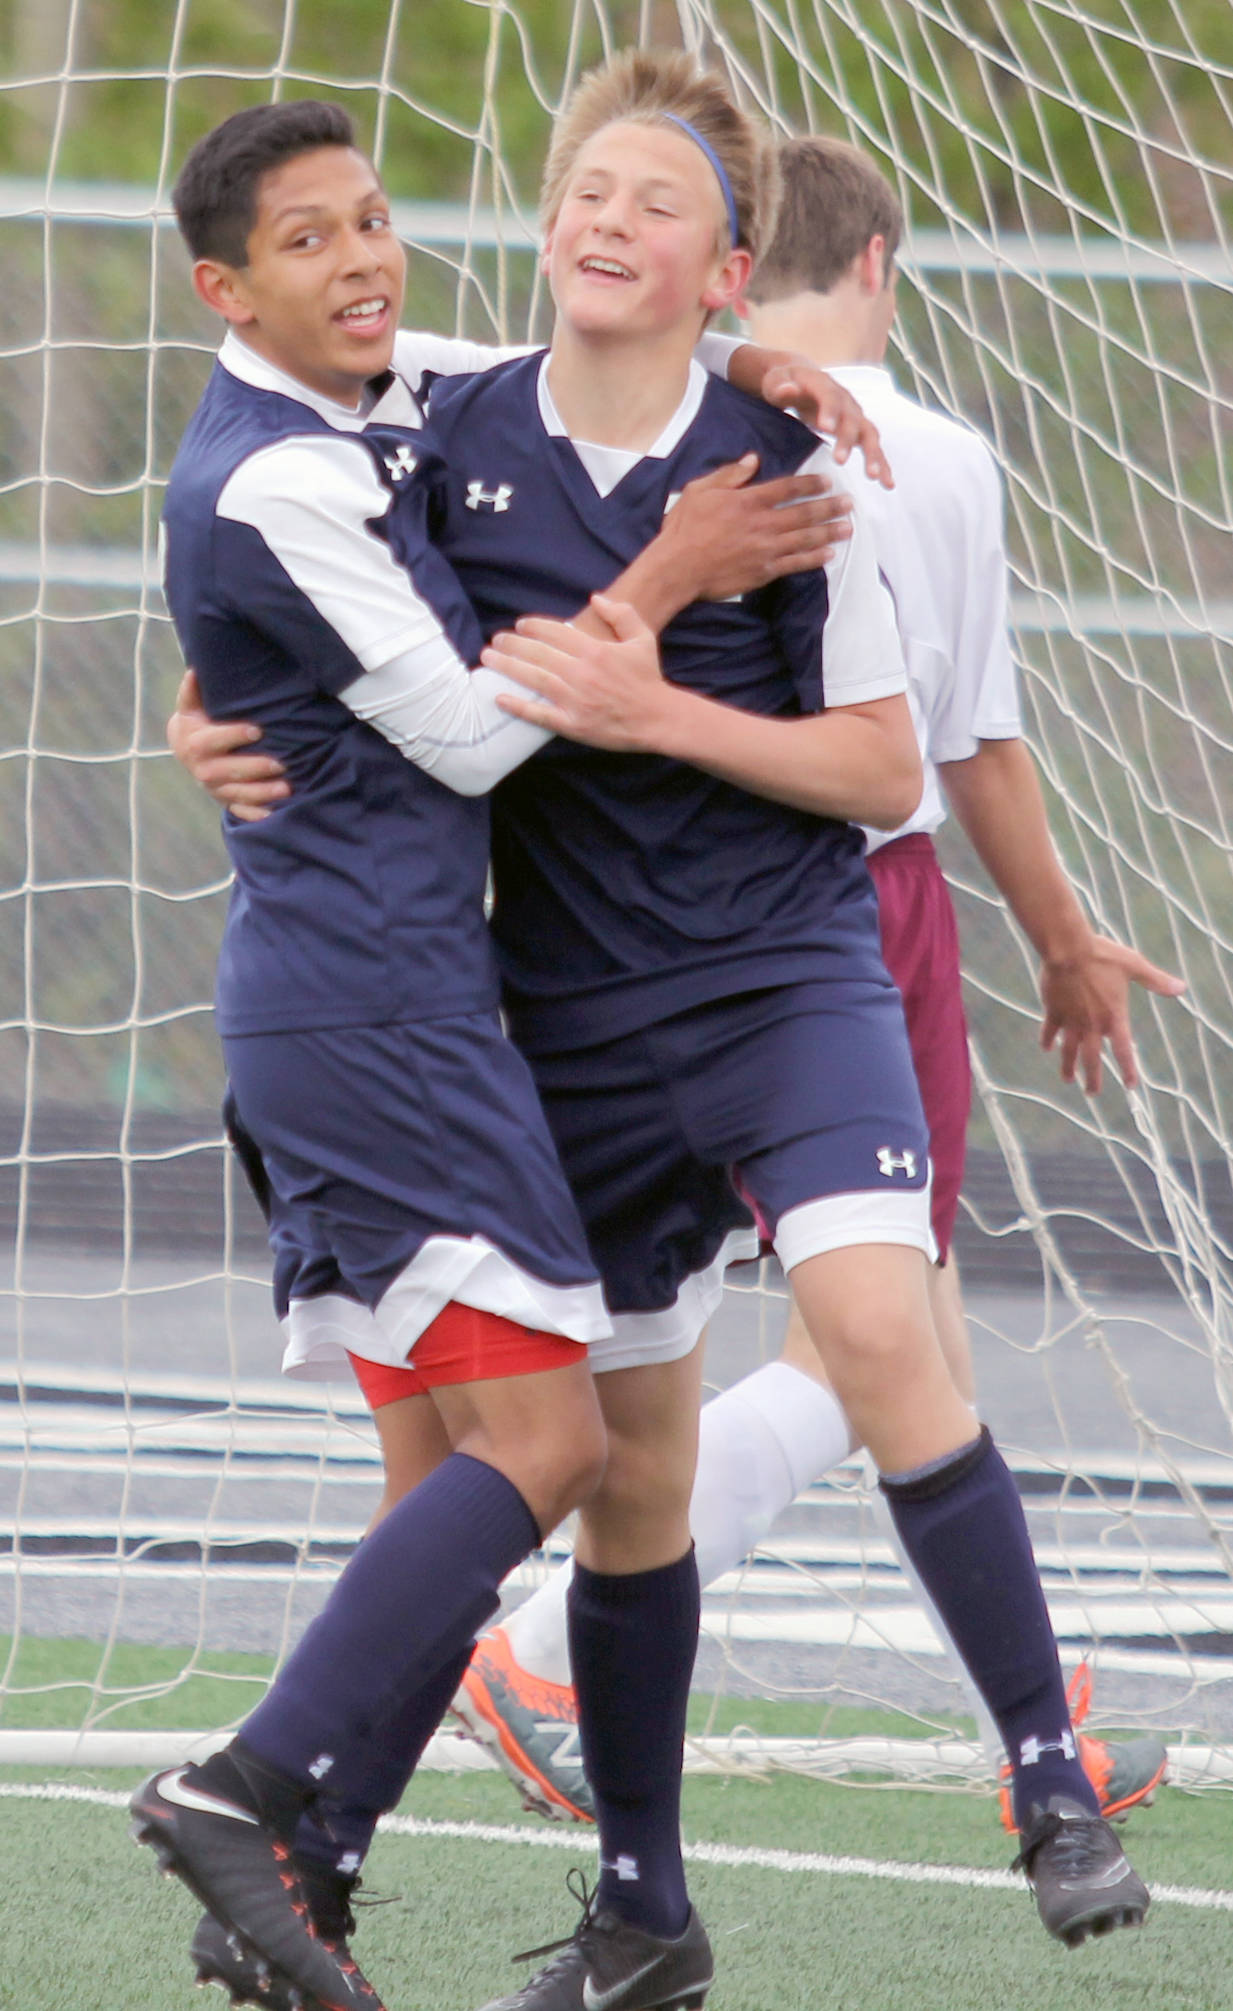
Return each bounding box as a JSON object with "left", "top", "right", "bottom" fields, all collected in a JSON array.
[
  {"left": 857, "top": 235, "right": 888, "bottom": 296},
  {"left": 539, "top": 224, "right": 555, "bottom": 278},
  {"left": 700, "top": 244, "right": 753, "bottom": 317},
  {"left": 192, "top": 257, "right": 257, "bottom": 326}
]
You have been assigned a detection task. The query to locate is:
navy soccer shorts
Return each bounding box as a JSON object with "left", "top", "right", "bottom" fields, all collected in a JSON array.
[
  {"left": 526, "top": 977, "right": 933, "bottom": 1369},
  {"left": 223, "top": 1011, "right": 610, "bottom": 1383}
]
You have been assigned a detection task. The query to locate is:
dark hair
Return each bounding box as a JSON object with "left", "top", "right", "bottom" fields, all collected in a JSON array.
[
  {"left": 748, "top": 136, "right": 903, "bottom": 302},
  {"left": 172, "top": 99, "right": 358, "bottom": 266}
]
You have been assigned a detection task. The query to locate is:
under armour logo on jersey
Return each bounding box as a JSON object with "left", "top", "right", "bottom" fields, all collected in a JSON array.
[
  {"left": 383, "top": 445, "right": 418, "bottom": 483},
  {"left": 307, "top": 1752, "right": 335, "bottom": 1779},
  {"left": 465, "top": 479, "right": 514, "bottom": 512},
  {"left": 1020, "top": 1731, "right": 1077, "bottom": 1767},
  {"left": 876, "top": 1146, "right": 918, "bottom": 1180}
]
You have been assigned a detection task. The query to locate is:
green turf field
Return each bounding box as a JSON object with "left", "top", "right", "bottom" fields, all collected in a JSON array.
[
  {"left": 3, "top": 1764, "right": 1230, "bottom": 2011},
  {"left": 3, "top": 1639, "right": 1229, "bottom": 2010}
]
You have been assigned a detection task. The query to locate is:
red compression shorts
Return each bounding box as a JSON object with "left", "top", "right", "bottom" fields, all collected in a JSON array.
[{"left": 347, "top": 1300, "right": 586, "bottom": 1409}]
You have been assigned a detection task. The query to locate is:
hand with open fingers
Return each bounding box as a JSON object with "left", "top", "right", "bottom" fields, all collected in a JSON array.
[
  {"left": 167, "top": 669, "right": 288, "bottom": 823},
  {"left": 486, "top": 596, "right": 672, "bottom": 752},
  {"left": 760, "top": 361, "right": 893, "bottom": 488},
  {"left": 1039, "top": 933, "right": 1186, "bottom": 1094},
  {"left": 660, "top": 453, "right": 853, "bottom": 600}
]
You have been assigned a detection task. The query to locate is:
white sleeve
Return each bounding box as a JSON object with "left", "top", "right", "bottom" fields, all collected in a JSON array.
[
  {"left": 927, "top": 437, "right": 1022, "bottom": 758},
  {"left": 342, "top": 653, "right": 551, "bottom": 797},
  {"left": 219, "top": 436, "right": 444, "bottom": 672},
  {"left": 799, "top": 445, "right": 907, "bottom": 706},
  {"left": 695, "top": 332, "right": 743, "bottom": 379},
  {"left": 217, "top": 435, "right": 551, "bottom": 794},
  {"left": 392, "top": 328, "right": 538, "bottom": 397}
]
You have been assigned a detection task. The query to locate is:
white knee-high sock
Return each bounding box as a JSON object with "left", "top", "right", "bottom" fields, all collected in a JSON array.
[
  {"left": 688, "top": 1361, "right": 856, "bottom": 1587},
  {"left": 501, "top": 1361, "right": 855, "bottom": 1687},
  {"left": 501, "top": 1547, "right": 574, "bottom": 1687}
]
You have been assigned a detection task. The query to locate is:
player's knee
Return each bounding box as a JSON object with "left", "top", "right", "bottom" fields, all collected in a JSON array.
[
  {"left": 802, "top": 1298, "right": 934, "bottom": 1410},
  {"left": 526, "top": 1406, "right": 609, "bottom": 1533},
  {"left": 526, "top": 1431, "right": 607, "bottom": 1536},
  {"left": 592, "top": 1425, "right": 693, "bottom": 1527},
  {"left": 558, "top": 1409, "right": 609, "bottom": 1508}
]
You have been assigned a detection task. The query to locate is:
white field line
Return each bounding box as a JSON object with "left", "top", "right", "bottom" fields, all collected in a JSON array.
[{"left": 0, "top": 1780, "right": 1229, "bottom": 1912}]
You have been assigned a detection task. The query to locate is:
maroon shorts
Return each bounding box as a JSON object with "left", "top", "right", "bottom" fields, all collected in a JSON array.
[{"left": 868, "top": 834, "right": 971, "bottom": 1262}]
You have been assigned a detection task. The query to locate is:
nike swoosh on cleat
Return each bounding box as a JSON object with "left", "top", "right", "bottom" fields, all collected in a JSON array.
[
  {"left": 582, "top": 1959, "right": 666, "bottom": 2011},
  {"left": 153, "top": 1766, "right": 261, "bottom": 1825},
  {"left": 1058, "top": 1858, "right": 1133, "bottom": 1890}
]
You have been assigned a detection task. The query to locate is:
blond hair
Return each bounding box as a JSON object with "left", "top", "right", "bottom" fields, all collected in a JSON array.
[
  {"left": 540, "top": 48, "right": 780, "bottom": 262},
  {"left": 748, "top": 136, "right": 903, "bottom": 301}
]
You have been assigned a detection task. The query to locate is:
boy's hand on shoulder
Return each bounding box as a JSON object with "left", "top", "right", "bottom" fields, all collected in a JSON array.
[
  {"left": 760, "top": 361, "right": 893, "bottom": 488},
  {"left": 657, "top": 453, "right": 852, "bottom": 602}
]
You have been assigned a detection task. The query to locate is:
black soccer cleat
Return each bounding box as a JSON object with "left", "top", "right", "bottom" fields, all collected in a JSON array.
[
  {"left": 130, "top": 1764, "right": 386, "bottom": 2010},
  {"left": 191, "top": 1864, "right": 364, "bottom": 2010},
  {"left": 477, "top": 1877, "right": 712, "bottom": 2010},
  {"left": 1012, "top": 1794, "right": 1151, "bottom": 1948}
]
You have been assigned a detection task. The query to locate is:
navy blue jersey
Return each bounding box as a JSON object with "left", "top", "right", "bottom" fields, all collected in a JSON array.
[
  {"left": 423, "top": 353, "right": 899, "bottom": 1051},
  {"left": 162, "top": 336, "right": 496, "bottom": 1037}
]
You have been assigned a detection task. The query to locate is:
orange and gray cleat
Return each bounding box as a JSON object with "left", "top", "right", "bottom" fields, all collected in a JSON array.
[
  {"left": 999, "top": 1663, "right": 1168, "bottom": 1832},
  {"left": 452, "top": 1626, "right": 594, "bottom": 1824}
]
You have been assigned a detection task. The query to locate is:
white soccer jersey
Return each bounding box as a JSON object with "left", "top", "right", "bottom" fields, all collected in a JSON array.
[{"left": 824, "top": 363, "right": 1023, "bottom": 851}]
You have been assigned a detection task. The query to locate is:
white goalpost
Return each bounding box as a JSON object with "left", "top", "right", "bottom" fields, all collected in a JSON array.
[{"left": 2, "top": 0, "right": 1231, "bottom": 1790}]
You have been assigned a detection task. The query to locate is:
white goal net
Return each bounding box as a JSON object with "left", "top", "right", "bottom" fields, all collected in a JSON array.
[{"left": 2, "top": 0, "right": 1231, "bottom": 1790}]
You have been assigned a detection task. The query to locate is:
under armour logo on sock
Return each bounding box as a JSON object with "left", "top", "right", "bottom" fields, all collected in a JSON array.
[
  {"left": 600, "top": 1853, "right": 640, "bottom": 1881},
  {"left": 308, "top": 1753, "right": 335, "bottom": 1779},
  {"left": 1019, "top": 1731, "right": 1076, "bottom": 1767}
]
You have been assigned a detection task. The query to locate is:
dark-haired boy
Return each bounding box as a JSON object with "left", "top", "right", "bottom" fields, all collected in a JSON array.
[{"left": 132, "top": 99, "right": 859, "bottom": 2011}]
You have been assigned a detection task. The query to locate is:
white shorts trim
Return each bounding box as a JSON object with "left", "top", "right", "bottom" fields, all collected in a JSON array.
[
  {"left": 774, "top": 1183, "right": 936, "bottom": 1272},
  {"left": 589, "top": 1225, "right": 760, "bottom": 1376},
  {"left": 280, "top": 1233, "right": 612, "bottom": 1382}
]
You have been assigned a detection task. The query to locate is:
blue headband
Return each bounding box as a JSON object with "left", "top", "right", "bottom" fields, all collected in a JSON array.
[{"left": 660, "top": 112, "right": 741, "bottom": 249}]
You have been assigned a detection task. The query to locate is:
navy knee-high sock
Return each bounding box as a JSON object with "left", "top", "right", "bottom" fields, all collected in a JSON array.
[
  {"left": 880, "top": 1427, "right": 1098, "bottom": 1829},
  {"left": 292, "top": 1645, "right": 474, "bottom": 1878},
  {"left": 238, "top": 1453, "right": 537, "bottom": 1794},
  {"left": 568, "top": 1550, "right": 699, "bottom": 1940}
]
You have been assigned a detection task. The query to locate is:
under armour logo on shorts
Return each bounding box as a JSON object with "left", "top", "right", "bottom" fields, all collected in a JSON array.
[{"left": 876, "top": 1146, "right": 918, "bottom": 1179}]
